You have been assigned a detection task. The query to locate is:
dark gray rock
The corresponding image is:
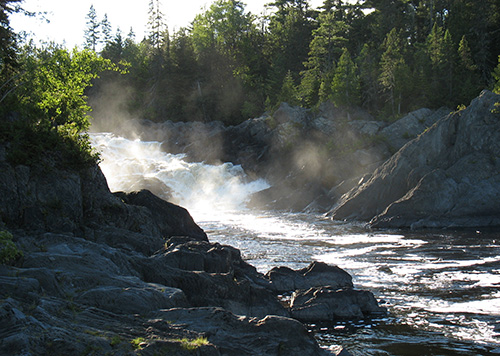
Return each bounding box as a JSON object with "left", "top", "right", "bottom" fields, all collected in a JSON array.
[
  {"left": 330, "top": 90, "right": 500, "bottom": 229},
  {"left": 155, "top": 307, "right": 329, "bottom": 356},
  {"left": 379, "top": 107, "right": 449, "bottom": 151},
  {"left": 140, "top": 252, "right": 287, "bottom": 318},
  {"left": 290, "top": 287, "right": 387, "bottom": 322},
  {"left": 273, "top": 102, "right": 311, "bottom": 126},
  {"left": 114, "top": 189, "right": 208, "bottom": 242},
  {"left": 348, "top": 120, "right": 385, "bottom": 137},
  {"left": 75, "top": 284, "right": 188, "bottom": 315},
  {"left": 265, "top": 261, "right": 353, "bottom": 293}
]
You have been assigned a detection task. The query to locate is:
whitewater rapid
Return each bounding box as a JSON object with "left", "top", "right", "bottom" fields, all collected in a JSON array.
[{"left": 91, "top": 132, "right": 500, "bottom": 355}]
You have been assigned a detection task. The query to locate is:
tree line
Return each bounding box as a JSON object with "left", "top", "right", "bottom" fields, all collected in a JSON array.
[
  {"left": 2, "top": 0, "right": 500, "bottom": 131},
  {"left": 84, "top": 0, "right": 500, "bottom": 125}
]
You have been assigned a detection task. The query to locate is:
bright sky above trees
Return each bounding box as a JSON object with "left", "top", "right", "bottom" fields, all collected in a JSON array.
[{"left": 10, "top": 0, "right": 323, "bottom": 48}]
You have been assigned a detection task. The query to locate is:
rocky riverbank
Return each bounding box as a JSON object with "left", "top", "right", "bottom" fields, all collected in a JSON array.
[
  {"left": 329, "top": 90, "right": 500, "bottom": 228},
  {"left": 0, "top": 143, "right": 385, "bottom": 355},
  {"left": 109, "top": 90, "right": 500, "bottom": 229}
]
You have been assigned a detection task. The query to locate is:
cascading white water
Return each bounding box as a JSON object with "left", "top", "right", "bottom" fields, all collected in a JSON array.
[
  {"left": 90, "top": 133, "right": 270, "bottom": 219},
  {"left": 90, "top": 132, "right": 500, "bottom": 355}
]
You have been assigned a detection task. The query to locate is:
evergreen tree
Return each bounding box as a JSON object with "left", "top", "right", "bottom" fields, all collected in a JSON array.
[
  {"left": 425, "top": 24, "right": 456, "bottom": 106},
  {"left": 299, "top": 67, "right": 320, "bottom": 107},
  {"left": 148, "top": 0, "right": 167, "bottom": 52},
  {"left": 101, "top": 28, "right": 123, "bottom": 63},
  {"left": 304, "top": 11, "right": 348, "bottom": 74},
  {"left": 357, "top": 43, "right": 380, "bottom": 111},
  {"left": 318, "top": 65, "right": 335, "bottom": 104},
  {"left": 330, "top": 48, "right": 360, "bottom": 107},
  {"left": 101, "top": 14, "right": 113, "bottom": 46},
  {"left": 379, "top": 28, "right": 410, "bottom": 116},
  {"left": 84, "top": 5, "right": 100, "bottom": 51},
  {"left": 265, "top": 0, "right": 317, "bottom": 100},
  {"left": 455, "top": 35, "right": 481, "bottom": 103},
  {"left": 0, "top": 0, "right": 22, "bottom": 73},
  {"left": 278, "top": 71, "right": 300, "bottom": 106}
]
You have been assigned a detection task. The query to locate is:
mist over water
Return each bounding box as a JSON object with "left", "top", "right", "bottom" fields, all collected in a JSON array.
[
  {"left": 90, "top": 132, "right": 500, "bottom": 355},
  {"left": 90, "top": 133, "right": 269, "bottom": 218}
]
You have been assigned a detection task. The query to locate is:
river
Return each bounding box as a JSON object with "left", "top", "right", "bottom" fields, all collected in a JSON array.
[{"left": 91, "top": 132, "right": 500, "bottom": 355}]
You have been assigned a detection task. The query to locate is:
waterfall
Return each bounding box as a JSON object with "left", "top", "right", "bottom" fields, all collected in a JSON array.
[{"left": 90, "top": 133, "right": 269, "bottom": 218}]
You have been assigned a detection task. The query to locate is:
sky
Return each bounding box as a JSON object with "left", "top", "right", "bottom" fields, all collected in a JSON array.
[{"left": 10, "top": 0, "right": 324, "bottom": 49}]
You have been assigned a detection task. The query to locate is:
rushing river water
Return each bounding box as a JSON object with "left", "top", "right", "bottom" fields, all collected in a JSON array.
[{"left": 91, "top": 133, "right": 500, "bottom": 356}]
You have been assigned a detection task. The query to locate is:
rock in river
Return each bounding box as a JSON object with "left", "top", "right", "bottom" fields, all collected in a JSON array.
[
  {"left": 290, "top": 287, "right": 387, "bottom": 322},
  {"left": 265, "top": 261, "right": 353, "bottom": 293}
]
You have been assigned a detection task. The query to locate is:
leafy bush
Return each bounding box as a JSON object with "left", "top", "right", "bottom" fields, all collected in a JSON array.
[
  {"left": 0, "top": 230, "right": 23, "bottom": 264},
  {"left": 1, "top": 44, "right": 118, "bottom": 168}
]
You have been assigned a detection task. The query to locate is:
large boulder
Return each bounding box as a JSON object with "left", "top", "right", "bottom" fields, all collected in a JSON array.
[
  {"left": 329, "top": 90, "right": 500, "bottom": 228},
  {"left": 290, "top": 287, "right": 387, "bottom": 322},
  {"left": 265, "top": 261, "right": 353, "bottom": 293},
  {"left": 0, "top": 143, "right": 208, "bottom": 254},
  {"left": 114, "top": 189, "right": 208, "bottom": 241},
  {"left": 139, "top": 247, "right": 287, "bottom": 318}
]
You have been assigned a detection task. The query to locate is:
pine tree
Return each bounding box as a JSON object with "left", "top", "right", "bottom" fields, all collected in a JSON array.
[
  {"left": 357, "top": 43, "right": 379, "bottom": 111},
  {"left": 456, "top": 35, "right": 481, "bottom": 103},
  {"left": 330, "top": 48, "right": 360, "bottom": 107},
  {"left": 84, "top": 5, "right": 100, "bottom": 51},
  {"left": 148, "top": 0, "right": 167, "bottom": 51},
  {"left": 101, "top": 14, "right": 113, "bottom": 46},
  {"left": 379, "top": 28, "right": 410, "bottom": 117},
  {"left": 278, "top": 71, "right": 300, "bottom": 106},
  {"left": 425, "top": 24, "right": 456, "bottom": 106},
  {"left": 0, "top": 0, "right": 22, "bottom": 73}
]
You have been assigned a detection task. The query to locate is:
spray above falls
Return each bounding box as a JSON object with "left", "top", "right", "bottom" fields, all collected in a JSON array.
[{"left": 90, "top": 133, "right": 270, "bottom": 215}]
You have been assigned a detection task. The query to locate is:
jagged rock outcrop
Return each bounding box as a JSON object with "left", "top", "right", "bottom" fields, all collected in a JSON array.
[
  {"left": 330, "top": 90, "right": 500, "bottom": 228},
  {"left": 114, "top": 189, "right": 208, "bottom": 242},
  {"left": 379, "top": 107, "right": 449, "bottom": 151}
]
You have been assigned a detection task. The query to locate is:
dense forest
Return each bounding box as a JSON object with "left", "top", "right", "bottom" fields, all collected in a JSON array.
[
  {"left": 89, "top": 0, "right": 500, "bottom": 124},
  {"left": 2, "top": 0, "right": 500, "bottom": 131}
]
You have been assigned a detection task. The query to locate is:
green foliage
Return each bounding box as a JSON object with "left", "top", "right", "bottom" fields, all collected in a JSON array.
[
  {"left": 493, "top": 55, "right": 500, "bottom": 94},
  {"left": 18, "top": 45, "right": 117, "bottom": 132},
  {"left": 11, "top": 0, "right": 495, "bottom": 126},
  {"left": 379, "top": 28, "right": 411, "bottom": 116},
  {"left": 1, "top": 44, "right": 117, "bottom": 168},
  {"left": 130, "top": 337, "right": 146, "bottom": 350},
  {"left": 0, "top": 230, "right": 23, "bottom": 264},
  {"left": 277, "top": 71, "right": 300, "bottom": 107},
  {"left": 330, "top": 48, "right": 360, "bottom": 108},
  {"left": 83, "top": 0, "right": 500, "bottom": 124},
  {"left": 109, "top": 335, "right": 122, "bottom": 347},
  {"left": 174, "top": 337, "right": 209, "bottom": 351}
]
